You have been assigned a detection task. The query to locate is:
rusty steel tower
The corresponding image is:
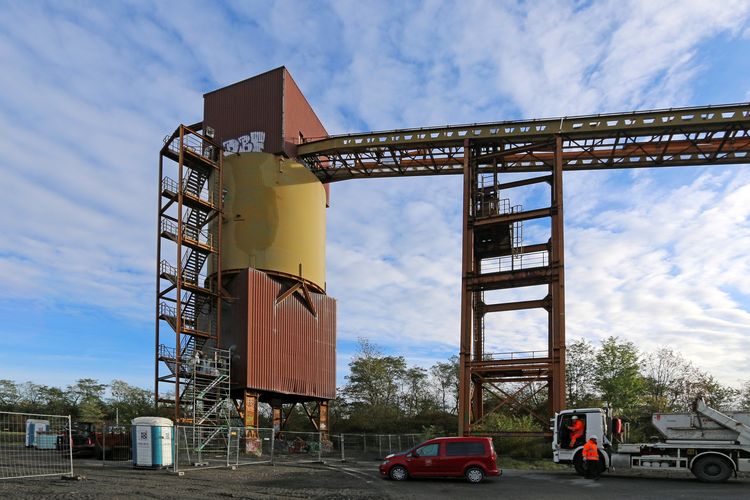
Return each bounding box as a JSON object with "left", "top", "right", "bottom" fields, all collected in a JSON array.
[{"left": 156, "top": 67, "right": 750, "bottom": 436}]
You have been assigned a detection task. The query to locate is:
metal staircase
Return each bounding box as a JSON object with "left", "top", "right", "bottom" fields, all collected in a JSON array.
[{"left": 155, "top": 124, "right": 223, "bottom": 423}]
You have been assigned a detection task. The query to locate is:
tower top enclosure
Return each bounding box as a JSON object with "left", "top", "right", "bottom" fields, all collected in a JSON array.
[{"left": 203, "top": 66, "right": 328, "bottom": 158}]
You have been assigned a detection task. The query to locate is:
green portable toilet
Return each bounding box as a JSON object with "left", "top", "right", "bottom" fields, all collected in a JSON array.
[{"left": 131, "top": 417, "right": 173, "bottom": 468}]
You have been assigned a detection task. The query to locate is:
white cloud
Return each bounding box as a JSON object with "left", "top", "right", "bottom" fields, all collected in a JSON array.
[{"left": 1, "top": 0, "right": 750, "bottom": 389}]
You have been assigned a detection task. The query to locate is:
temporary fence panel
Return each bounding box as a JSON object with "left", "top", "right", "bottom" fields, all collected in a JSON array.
[
  {"left": 273, "top": 431, "right": 325, "bottom": 464},
  {"left": 0, "top": 411, "right": 74, "bottom": 480},
  {"left": 173, "top": 425, "right": 232, "bottom": 472},
  {"left": 95, "top": 423, "right": 132, "bottom": 464},
  {"left": 228, "top": 427, "right": 274, "bottom": 467},
  {"left": 338, "top": 433, "right": 427, "bottom": 462}
]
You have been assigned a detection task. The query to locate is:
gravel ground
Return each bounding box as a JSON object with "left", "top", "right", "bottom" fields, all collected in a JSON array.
[
  {"left": 0, "top": 460, "right": 389, "bottom": 500},
  {"left": 1, "top": 460, "right": 748, "bottom": 499}
]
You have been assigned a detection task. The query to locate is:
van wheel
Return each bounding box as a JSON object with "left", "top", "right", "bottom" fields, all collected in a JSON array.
[
  {"left": 389, "top": 465, "right": 408, "bottom": 481},
  {"left": 465, "top": 466, "right": 485, "bottom": 483},
  {"left": 692, "top": 456, "right": 732, "bottom": 483}
]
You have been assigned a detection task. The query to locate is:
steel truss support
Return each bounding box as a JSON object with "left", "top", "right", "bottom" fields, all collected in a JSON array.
[{"left": 458, "top": 136, "right": 566, "bottom": 436}]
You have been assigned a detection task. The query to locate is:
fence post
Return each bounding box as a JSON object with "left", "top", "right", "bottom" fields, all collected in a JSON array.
[
  {"left": 226, "top": 428, "right": 231, "bottom": 468},
  {"left": 341, "top": 434, "right": 345, "bottom": 462},
  {"left": 318, "top": 431, "right": 323, "bottom": 462},
  {"left": 388, "top": 435, "right": 392, "bottom": 455},
  {"left": 270, "top": 429, "right": 275, "bottom": 465},
  {"left": 378, "top": 435, "right": 382, "bottom": 458},
  {"left": 102, "top": 424, "right": 106, "bottom": 466},
  {"left": 68, "top": 416, "right": 74, "bottom": 478},
  {"left": 398, "top": 435, "right": 401, "bottom": 451},
  {"left": 173, "top": 426, "right": 179, "bottom": 474}
]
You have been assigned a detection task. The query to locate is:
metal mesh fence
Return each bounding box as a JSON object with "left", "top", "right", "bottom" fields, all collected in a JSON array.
[
  {"left": 273, "top": 431, "right": 327, "bottom": 464},
  {"left": 174, "top": 425, "right": 231, "bottom": 471},
  {"left": 339, "top": 433, "right": 426, "bottom": 462},
  {"left": 0, "top": 411, "right": 73, "bottom": 480},
  {"left": 228, "top": 427, "right": 274, "bottom": 467}
]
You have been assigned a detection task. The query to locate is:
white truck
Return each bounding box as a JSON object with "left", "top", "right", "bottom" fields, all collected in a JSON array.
[{"left": 552, "top": 399, "right": 750, "bottom": 483}]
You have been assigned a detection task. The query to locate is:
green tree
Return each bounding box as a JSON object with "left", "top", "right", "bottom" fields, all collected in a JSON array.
[
  {"left": 594, "top": 336, "right": 643, "bottom": 413},
  {"left": 0, "top": 380, "right": 20, "bottom": 410},
  {"left": 430, "top": 356, "right": 459, "bottom": 414},
  {"left": 671, "top": 369, "right": 739, "bottom": 411},
  {"left": 108, "top": 380, "right": 153, "bottom": 422},
  {"left": 401, "top": 367, "right": 437, "bottom": 416},
  {"left": 641, "top": 347, "right": 692, "bottom": 413},
  {"left": 66, "top": 378, "right": 106, "bottom": 406},
  {"left": 343, "top": 338, "right": 406, "bottom": 409},
  {"left": 79, "top": 399, "right": 106, "bottom": 423},
  {"left": 18, "top": 382, "right": 46, "bottom": 412},
  {"left": 341, "top": 338, "right": 407, "bottom": 431},
  {"left": 38, "top": 386, "right": 73, "bottom": 415},
  {"left": 740, "top": 382, "right": 750, "bottom": 411},
  {"left": 565, "top": 339, "right": 597, "bottom": 408}
]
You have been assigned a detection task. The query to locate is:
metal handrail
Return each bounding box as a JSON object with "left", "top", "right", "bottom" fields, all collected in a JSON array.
[
  {"left": 482, "top": 350, "right": 548, "bottom": 361},
  {"left": 481, "top": 250, "right": 548, "bottom": 273}
]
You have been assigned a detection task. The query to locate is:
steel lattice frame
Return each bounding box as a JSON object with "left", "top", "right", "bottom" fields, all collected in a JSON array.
[{"left": 297, "top": 102, "right": 750, "bottom": 436}]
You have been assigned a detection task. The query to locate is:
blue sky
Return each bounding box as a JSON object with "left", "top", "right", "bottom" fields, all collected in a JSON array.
[{"left": 1, "top": 0, "right": 750, "bottom": 391}]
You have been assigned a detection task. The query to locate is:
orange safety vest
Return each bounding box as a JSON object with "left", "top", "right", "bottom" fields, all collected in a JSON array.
[
  {"left": 570, "top": 420, "right": 585, "bottom": 436},
  {"left": 582, "top": 440, "right": 599, "bottom": 460}
]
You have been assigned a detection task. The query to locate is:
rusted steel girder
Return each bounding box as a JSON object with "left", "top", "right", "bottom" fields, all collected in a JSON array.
[{"left": 298, "top": 103, "right": 750, "bottom": 181}]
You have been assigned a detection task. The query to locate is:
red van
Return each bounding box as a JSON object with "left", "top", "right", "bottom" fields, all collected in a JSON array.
[{"left": 379, "top": 436, "right": 501, "bottom": 483}]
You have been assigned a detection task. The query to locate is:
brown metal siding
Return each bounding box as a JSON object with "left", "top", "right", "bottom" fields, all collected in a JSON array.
[
  {"left": 203, "top": 67, "right": 285, "bottom": 155},
  {"left": 282, "top": 70, "right": 328, "bottom": 158},
  {"left": 222, "top": 268, "right": 336, "bottom": 400}
]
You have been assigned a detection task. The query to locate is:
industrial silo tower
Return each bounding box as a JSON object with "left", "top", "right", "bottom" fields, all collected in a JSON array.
[{"left": 156, "top": 67, "right": 335, "bottom": 434}]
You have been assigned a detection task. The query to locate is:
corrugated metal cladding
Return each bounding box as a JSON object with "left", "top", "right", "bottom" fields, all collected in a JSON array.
[
  {"left": 282, "top": 71, "right": 328, "bottom": 157},
  {"left": 203, "top": 67, "right": 284, "bottom": 154},
  {"left": 220, "top": 268, "right": 336, "bottom": 400},
  {"left": 203, "top": 66, "right": 328, "bottom": 159}
]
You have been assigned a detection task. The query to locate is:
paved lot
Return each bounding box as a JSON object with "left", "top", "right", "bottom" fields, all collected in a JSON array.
[
  {"left": 0, "top": 460, "right": 748, "bottom": 499},
  {"left": 341, "top": 462, "right": 750, "bottom": 500}
]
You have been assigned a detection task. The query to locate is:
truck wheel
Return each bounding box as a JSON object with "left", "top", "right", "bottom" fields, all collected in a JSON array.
[{"left": 692, "top": 455, "right": 732, "bottom": 483}]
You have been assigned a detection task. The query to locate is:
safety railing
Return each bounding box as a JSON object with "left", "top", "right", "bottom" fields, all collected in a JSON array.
[
  {"left": 159, "top": 259, "right": 207, "bottom": 289},
  {"left": 481, "top": 250, "right": 548, "bottom": 273},
  {"left": 482, "top": 350, "right": 548, "bottom": 361},
  {"left": 159, "top": 219, "right": 214, "bottom": 249}
]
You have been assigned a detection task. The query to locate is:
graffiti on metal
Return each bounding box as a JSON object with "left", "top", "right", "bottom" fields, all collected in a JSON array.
[{"left": 223, "top": 132, "right": 266, "bottom": 155}]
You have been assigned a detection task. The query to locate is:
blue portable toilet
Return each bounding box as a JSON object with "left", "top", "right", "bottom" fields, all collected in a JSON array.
[
  {"left": 131, "top": 417, "right": 174, "bottom": 468},
  {"left": 25, "top": 419, "right": 49, "bottom": 447}
]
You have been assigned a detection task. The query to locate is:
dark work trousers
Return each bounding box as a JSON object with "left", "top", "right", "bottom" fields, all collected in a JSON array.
[{"left": 584, "top": 459, "right": 601, "bottom": 479}]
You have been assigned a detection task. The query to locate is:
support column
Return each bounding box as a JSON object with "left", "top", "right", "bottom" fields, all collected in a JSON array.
[
  {"left": 550, "top": 134, "right": 567, "bottom": 414},
  {"left": 318, "top": 401, "right": 329, "bottom": 440},
  {"left": 272, "top": 400, "right": 283, "bottom": 436},
  {"left": 241, "top": 390, "right": 259, "bottom": 428},
  {"left": 458, "top": 139, "right": 474, "bottom": 436}
]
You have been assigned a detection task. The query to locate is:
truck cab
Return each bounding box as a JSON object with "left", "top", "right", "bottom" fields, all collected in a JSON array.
[
  {"left": 552, "top": 408, "right": 611, "bottom": 473},
  {"left": 553, "top": 400, "right": 750, "bottom": 483}
]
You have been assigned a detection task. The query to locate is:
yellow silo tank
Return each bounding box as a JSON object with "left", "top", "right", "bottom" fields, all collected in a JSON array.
[{"left": 218, "top": 152, "right": 327, "bottom": 291}]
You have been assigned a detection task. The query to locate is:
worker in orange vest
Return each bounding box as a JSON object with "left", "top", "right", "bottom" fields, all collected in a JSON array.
[
  {"left": 582, "top": 436, "right": 601, "bottom": 480},
  {"left": 567, "top": 415, "right": 585, "bottom": 448}
]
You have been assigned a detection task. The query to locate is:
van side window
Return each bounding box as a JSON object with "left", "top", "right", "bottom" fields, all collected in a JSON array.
[
  {"left": 446, "top": 441, "right": 486, "bottom": 456},
  {"left": 415, "top": 443, "right": 439, "bottom": 457}
]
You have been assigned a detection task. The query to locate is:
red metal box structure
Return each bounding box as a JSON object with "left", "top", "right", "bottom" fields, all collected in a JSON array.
[
  {"left": 203, "top": 66, "right": 328, "bottom": 159},
  {"left": 221, "top": 268, "right": 336, "bottom": 400}
]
